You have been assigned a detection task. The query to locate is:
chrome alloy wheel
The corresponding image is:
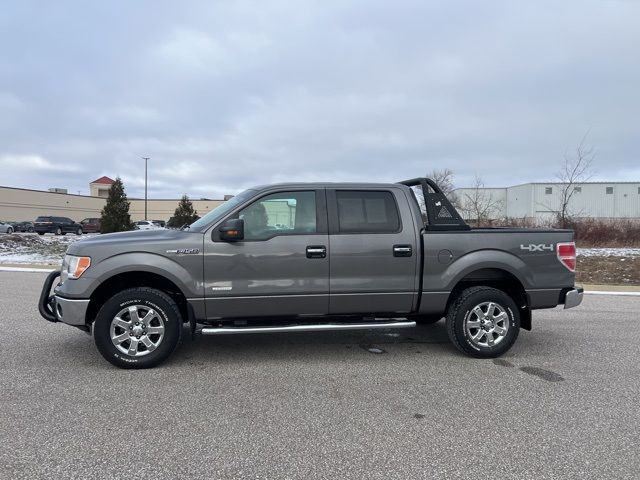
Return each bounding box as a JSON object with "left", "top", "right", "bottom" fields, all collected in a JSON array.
[
  {"left": 110, "top": 305, "right": 165, "bottom": 357},
  {"left": 465, "top": 301, "right": 509, "bottom": 348}
]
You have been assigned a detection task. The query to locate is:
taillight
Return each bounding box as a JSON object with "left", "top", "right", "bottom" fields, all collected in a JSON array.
[{"left": 557, "top": 242, "right": 576, "bottom": 272}]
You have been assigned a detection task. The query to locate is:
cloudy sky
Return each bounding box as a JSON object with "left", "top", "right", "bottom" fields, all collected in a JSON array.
[{"left": 1, "top": 0, "right": 638, "bottom": 199}]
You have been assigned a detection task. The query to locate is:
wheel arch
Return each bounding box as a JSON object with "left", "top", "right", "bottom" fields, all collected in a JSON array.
[
  {"left": 86, "top": 271, "right": 189, "bottom": 326},
  {"left": 446, "top": 267, "right": 532, "bottom": 330}
]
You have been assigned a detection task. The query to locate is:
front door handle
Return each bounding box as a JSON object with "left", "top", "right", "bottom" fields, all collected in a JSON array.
[
  {"left": 393, "top": 245, "right": 412, "bottom": 257},
  {"left": 306, "top": 245, "right": 326, "bottom": 259}
]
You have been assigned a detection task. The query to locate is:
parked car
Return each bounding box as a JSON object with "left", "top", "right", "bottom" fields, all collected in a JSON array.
[
  {"left": 134, "top": 220, "right": 162, "bottom": 231},
  {"left": 14, "top": 221, "right": 35, "bottom": 233},
  {"left": 0, "top": 221, "right": 14, "bottom": 234},
  {"left": 151, "top": 220, "right": 166, "bottom": 228},
  {"left": 34, "top": 216, "right": 83, "bottom": 235},
  {"left": 39, "top": 177, "right": 582, "bottom": 369},
  {"left": 79, "top": 218, "right": 101, "bottom": 234}
]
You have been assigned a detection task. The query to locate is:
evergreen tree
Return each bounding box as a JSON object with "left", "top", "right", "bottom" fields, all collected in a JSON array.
[
  {"left": 100, "top": 177, "right": 134, "bottom": 233},
  {"left": 172, "top": 194, "right": 199, "bottom": 227}
]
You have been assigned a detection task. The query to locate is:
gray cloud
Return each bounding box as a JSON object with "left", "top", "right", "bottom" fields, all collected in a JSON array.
[{"left": 1, "top": 0, "right": 638, "bottom": 199}]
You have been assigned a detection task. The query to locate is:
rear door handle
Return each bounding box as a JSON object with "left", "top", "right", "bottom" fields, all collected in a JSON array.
[
  {"left": 306, "top": 245, "right": 326, "bottom": 259},
  {"left": 393, "top": 245, "right": 413, "bottom": 257}
]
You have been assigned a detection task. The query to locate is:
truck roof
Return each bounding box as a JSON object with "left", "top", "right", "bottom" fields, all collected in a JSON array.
[{"left": 249, "top": 181, "right": 409, "bottom": 190}]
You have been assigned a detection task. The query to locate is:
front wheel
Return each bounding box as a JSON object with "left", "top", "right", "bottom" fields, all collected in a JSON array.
[
  {"left": 446, "top": 286, "right": 520, "bottom": 358},
  {"left": 76, "top": 227, "right": 83, "bottom": 235},
  {"left": 28, "top": 227, "right": 34, "bottom": 233},
  {"left": 6, "top": 227, "right": 13, "bottom": 234},
  {"left": 93, "top": 287, "right": 182, "bottom": 369},
  {"left": 55, "top": 227, "right": 62, "bottom": 235}
]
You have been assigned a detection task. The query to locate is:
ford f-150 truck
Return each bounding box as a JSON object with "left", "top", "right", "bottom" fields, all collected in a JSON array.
[{"left": 38, "top": 178, "right": 583, "bottom": 368}]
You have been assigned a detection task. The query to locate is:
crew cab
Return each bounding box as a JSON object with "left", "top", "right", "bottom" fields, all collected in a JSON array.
[{"left": 39, "top": 178, "right": 583, "bottom": 368}]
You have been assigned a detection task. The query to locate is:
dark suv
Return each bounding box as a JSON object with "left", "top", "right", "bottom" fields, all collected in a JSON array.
[{"left": 34, "top": 216, "right": 83, "bottom": 236}]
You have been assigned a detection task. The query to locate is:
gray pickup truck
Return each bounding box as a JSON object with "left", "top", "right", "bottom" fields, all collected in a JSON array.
[{"left": 38, "top": 178, "right": 583, "bottom": 368}]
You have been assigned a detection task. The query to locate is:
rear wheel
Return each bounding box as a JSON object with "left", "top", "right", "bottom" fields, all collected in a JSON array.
[
  {"left": 28, "top": 227, "right": 34, "bottom": 233},
  {"left": 93, "top": 287, "right": 182, "bottom": 369},
  {"left": 38, "top": 232, "right": 45, "bottom": 235},
  {"left": 55, "top": 227, "right": 62, "bottom": 235},
  {"left": 6, "top": 227, "right": 13, "bottom": 234},
  {"left": 446, "top": 286, "right": 520, "bottom": 358},
  {"left": 76, "top": 227, "right": 83, "bottom": 235}
]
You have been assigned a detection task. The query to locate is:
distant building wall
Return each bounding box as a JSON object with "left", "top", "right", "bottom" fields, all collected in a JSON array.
[
  {"left": 505, "top": 184, "right": 533, "bottom": 218},
  {"left": 0, "top": 186, "right": 107, "bottom": 222},
  {"left": 129, "top": 199, "right": 225, "bottom": 222},
  {"left": 0, "top": 186, "right": 225, "bottom": 222},
  {"left": 532, "top": 183, "right": 640, "bottom": 219},
  {"left": 453, "top": 182, "right": 640, "bottom": 220}
]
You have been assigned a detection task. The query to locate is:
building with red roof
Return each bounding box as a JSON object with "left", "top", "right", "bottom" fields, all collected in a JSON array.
[{"left": 89, "top": 176, "right": 116, "bottom": 197}]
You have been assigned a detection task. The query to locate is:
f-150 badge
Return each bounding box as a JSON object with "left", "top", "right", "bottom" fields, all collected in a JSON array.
[{"left": 520, "top": 244, "right": 553, "bottom": 252}]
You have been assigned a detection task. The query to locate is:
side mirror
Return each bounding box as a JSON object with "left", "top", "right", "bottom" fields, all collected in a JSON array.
[{"left": 219, "top": 218, "right": 244, "bottom": 241}]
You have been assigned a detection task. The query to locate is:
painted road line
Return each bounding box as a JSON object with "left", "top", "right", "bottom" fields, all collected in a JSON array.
[{"left": 585, "top": 291, "right": 640, "bottom": 296}]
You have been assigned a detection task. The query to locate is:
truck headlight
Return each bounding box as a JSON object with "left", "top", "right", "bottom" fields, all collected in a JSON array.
[{"left": 63, "top": 255, "right": 91, "bottom": 280}]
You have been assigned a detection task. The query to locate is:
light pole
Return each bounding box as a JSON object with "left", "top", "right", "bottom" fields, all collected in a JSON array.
[{"left": 142, "top": 157, "right": 150, "bottom": 220}]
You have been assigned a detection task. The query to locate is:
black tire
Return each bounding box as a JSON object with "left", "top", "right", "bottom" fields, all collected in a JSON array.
[
  {"left": 93, "top": 288, "right": 183, "bottom": 369},
  {"left": 28, "top": 227, "right": 34, "bottom": 233},
  {"left": 446, "top": 286, "right": 520, "bottom": 358},
  {"left": 76, "top": 227, "right": 83, "bottom": 235},
  {"left": 55, "top": 227, "right": 62, "bottom": 235},
  {"left": 412, "top": 314, "right": 442, "bottom": 325},
  {"left": 7, "top": 227, "right": 13, "bottom": 234},
  {"left": 38, "top": 232, "right": 45, "bottom": 236}
]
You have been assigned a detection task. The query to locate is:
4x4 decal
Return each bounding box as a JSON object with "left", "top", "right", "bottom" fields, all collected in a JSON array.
[{"left": 520, "top": 244, "right": 553, "bottom": 252}]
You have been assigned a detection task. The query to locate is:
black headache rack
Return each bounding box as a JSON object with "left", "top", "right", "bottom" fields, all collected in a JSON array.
[{"left": 398, "top": 178, "right": 470, "bottom": 231}]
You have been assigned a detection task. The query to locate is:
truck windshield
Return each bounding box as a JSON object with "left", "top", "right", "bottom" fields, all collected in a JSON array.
[{"left": 189, "top": 190, "right": 256, "bottom": 231}]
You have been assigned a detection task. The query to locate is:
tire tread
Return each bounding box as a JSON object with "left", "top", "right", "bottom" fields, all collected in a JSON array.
[
  {"left": 94, "top": 287, "right": 182, "bottom": 369},
  {"left": 446, "top": 286, "right": 518, "bottom": 358}
]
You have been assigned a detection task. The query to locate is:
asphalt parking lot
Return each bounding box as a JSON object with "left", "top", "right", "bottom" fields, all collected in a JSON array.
[{"left": 1, "top": 271, "right": 638, "bottom": 479}]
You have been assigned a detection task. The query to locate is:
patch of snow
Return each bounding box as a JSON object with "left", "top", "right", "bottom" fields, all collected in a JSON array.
[
  {"left": 577, "top": 248, "right": 640, "bottom": 258},
  {"left": 0, "top": 252, "right": 62, "bottom": 265},
  {"left": 0, "top": 232, "right": 98, "bottom": 265}
]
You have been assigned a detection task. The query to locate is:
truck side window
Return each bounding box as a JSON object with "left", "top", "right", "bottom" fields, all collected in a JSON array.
[
  {"left": 237, "top": 191, "right": 317, "bottom": 240},
  {"left": 336, "top": 190, "right": 400, "bottom": 233}
]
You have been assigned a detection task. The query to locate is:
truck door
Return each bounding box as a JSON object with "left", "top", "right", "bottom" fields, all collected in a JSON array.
[
  {"left": 327, "top": 188, "right": 418, "bottom": 314},
  {"left": 203, "top": 189, "right": 329, "bottom": 319}
]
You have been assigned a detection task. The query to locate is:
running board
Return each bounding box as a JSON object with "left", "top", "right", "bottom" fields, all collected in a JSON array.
[{"left": 199, "top": 320, "right": 416, "bottom": 335}]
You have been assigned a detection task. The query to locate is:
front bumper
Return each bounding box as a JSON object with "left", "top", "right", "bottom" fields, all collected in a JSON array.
[
  {"left": 38, "top": 270, "right": 89, "bottom": 326},
  {"left": 562, "top": 287, "right": 584, "bottom": 309}
]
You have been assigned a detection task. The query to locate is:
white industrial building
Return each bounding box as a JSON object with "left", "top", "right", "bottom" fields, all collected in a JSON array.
[{"left": 453, "top": 182, "right": 640, "bottom": 221}]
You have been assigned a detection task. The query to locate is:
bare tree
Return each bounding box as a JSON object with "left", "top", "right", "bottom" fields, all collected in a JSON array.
[
  {"left": 409, "top": 169, "right": 459, "bottom": 222},
  {"left": 460, "top": 175, "right": 504, "bottom": 227},
  {"left": 556, "top": 133, "right": 595, "bottom": 228},
  {"left": 428, "top": 168, "right": 455, "bottom": 196}
]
